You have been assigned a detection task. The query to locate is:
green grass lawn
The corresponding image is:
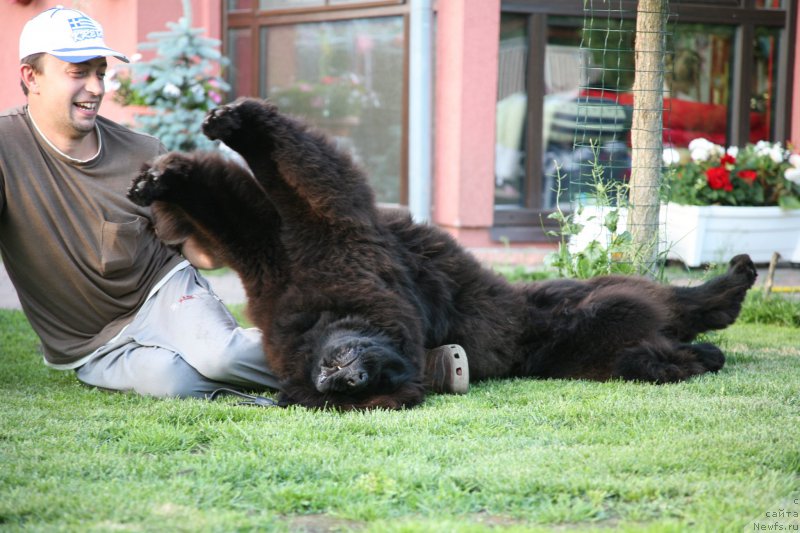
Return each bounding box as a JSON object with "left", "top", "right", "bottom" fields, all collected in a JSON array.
[{"left": 1, "top": 305, "right": 799, "bottom": 532}]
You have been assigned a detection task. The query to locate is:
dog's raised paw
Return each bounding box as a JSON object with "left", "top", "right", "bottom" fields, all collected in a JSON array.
[
  {"left": 202, "top": 102, "right": 245, "bottom": 142},
  {"left": 127, "top": 153, "right": 194, "bottom": 206},
  {"left": 729, "top": 254, "right": 757, "bottom": 286},
  {"left": 127, "top": 166, "right": 161, "bottom": 206}
]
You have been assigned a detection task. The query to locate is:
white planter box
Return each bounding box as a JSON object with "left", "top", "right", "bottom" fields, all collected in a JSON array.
[
  {"left": 662, "top": 203, "right": 800, "bottom": 267},
  {"left": 570, "top": 203, "right": 800, "bottom": 267}
]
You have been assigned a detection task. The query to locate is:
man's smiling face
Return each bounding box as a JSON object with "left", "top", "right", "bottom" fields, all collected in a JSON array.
[{"left": 30, "top": 54, "right": 107, "bottom": 141}]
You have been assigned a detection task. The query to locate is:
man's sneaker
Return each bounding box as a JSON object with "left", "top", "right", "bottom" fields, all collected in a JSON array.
[{"left": 424, "top": 344, "right": 469, "bottom": 394}]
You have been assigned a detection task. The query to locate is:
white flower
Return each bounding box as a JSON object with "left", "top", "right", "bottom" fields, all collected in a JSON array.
[
  {"left": 726, "top": 146, "right": 739, "bottom": 158},
  {"left": 663, "top": 148, "right": 680, "bottom": 165},
  {"left": 690, "top": 147, "right": 710, "bottom": 162},
  {"left": 688, "top": 138, "right": 713, "bottom": 151},
  {"left": 755, "top": 140, "right": 772, "bottom": 157},
  {"left": 785, "top": 167, "right": 800, "bottom": 185},
  {"left": 789, "top": 153, "right": 800, "bottom": 168},
  {"left": 689, "top": 148, "right": 709, "bottom": 163},
  {"left": 162, "top": 83, "right": 181, "bottom": 99},
  {"left": 770, "top": 144, "right": 785, "bottom": 164},
  {"left": 688, "top": 138, "right": 725, "bottom": 162}
]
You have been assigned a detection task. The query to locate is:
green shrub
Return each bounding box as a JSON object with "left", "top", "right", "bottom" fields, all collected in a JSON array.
[
  {"left": 739, "top": 290, "right": 800, "bottom": 327},
  {"left": 112, "top": 0, "right": 229, "bottom": 152}
]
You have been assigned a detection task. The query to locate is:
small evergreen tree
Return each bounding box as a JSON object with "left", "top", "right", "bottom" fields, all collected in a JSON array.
[{"left": 115, "top": 0, "right": 229, "bottom": 151}]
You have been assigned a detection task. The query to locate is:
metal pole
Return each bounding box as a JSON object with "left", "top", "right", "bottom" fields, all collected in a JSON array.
[{"left": 408, "top": 0, "right": 433, "bottom": 222}]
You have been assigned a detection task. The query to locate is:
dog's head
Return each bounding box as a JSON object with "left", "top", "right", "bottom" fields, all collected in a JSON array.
[{"left": 274, "top": 313, "right": 426, "bottom": 410}]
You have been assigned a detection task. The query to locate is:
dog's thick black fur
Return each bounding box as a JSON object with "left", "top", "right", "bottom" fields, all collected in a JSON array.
[{"left": 128, "top": 98, "right": 757, "bottom": 410}]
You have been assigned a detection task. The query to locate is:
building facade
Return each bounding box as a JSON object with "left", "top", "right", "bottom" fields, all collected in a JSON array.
[{"left": 1, "top": 0, "right": 797, "bottom": 263}]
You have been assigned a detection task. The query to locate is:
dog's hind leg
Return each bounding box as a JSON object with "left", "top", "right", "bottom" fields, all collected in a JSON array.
[
  {"left": 667, "top": 254, "right": 757, "bottom": 342},
  {"left": 611, "top": 338, "right": 724, "bottom": 383}
]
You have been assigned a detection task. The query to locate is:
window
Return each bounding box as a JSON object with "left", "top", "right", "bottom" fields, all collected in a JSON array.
[
  {"left": 667, "top": 25, "right": 737, "bottom": 148},
  {"left": 756, "top": 0, "right": 785, "bottom": 9},
  {"left": 495, "top": 13, "right": 529, "bottom": 208},
  {"left": 495, "top": 0, "right": 795, "bottom": 241},
  {"left": 260, "top": 18, "right": 405, "bottom": 202},
  {"left": 224, "top": 2, "right": 409, "bottom": 204}
]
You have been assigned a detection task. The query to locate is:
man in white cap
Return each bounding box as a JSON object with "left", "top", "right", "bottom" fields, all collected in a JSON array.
[
  {"left": 0, "top": 6, "right": 285, "bottom": 398},
  {"left": 0, "top": 7, "right": 468, "bottom": 399}
]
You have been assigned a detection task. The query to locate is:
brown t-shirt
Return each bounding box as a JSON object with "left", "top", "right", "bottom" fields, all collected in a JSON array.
[{"left": 0, "top": 106, "right": 183, "bottom": 367}]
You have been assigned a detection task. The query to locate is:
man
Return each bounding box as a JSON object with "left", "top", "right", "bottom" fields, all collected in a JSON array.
[{"left": 0, "top": 7, "right": 466, "bottom": 399}]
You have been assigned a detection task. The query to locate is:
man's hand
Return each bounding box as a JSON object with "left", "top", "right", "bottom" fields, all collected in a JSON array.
[{"left": 180, "top": 237, "right": 224, "bottom": 270}]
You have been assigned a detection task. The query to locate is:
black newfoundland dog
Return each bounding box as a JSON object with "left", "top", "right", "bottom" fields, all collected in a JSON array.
[{"left": 128, "top": 98, "right": 757, "bottom": 410}]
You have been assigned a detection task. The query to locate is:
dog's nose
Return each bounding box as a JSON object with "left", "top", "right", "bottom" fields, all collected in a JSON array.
[{"left": 346, "top": 371, "right": 368, "bottom": 388}]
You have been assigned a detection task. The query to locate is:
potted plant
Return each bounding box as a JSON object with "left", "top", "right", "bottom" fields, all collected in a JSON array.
[{"left": 662, "top": 138, "right": 800, "bottom": 266}]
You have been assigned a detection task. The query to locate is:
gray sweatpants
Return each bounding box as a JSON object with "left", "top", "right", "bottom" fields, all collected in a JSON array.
[{"left": 76, "top": 265, "right": 281, "bottom": 398}]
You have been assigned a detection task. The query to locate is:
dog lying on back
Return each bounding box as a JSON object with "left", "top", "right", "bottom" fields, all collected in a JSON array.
[{"left": 128, "top": 98, "right": 757, "bottom": 410}]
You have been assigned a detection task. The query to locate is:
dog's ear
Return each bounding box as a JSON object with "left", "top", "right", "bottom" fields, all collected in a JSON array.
[{"left": 378, "top": 355, "right": 418, "bottom": 390}]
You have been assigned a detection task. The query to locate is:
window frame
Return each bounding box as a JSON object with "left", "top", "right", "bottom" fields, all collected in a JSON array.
[
  {"left": 494, "top": 0, "right": 796, "bottom": 242},
  {"left": 223, "top": 1, "right": 412, "bottom": 204},
  {"left": 227, "top": 0, "right": 405, "bottom": 16}
]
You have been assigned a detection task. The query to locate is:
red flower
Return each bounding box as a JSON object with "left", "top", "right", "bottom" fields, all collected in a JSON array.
[
  {"left": 720, "top": 154, "right": 737, "bottom": 166},
  {"left": 737, "top": 169, "right": 758, "bottom": 183},
  {"left": 706, "top": 166, "right": 733, "bottom": 191}
]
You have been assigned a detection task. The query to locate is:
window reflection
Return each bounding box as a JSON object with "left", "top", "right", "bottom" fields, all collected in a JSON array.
[
  {"left": 260, "top": 18, "right": 405, "bottom": 203},
  {"left": 494, "top": 15, "right": 779, "bottom": 210},
  {"left": 227, "top": 28, "right": 253, "bottom": 99},
  {"left": 227, "top": 0, "right": 254, "bottom": 10},
  {"left": 495, "top": 14, "right": 528, "bottom": 207},
  {"left": 259, "top": 0, "right": 389, "bottom": 10},
  {"left": 542, "top": 17, "right": 633, "bottom": 207},
  {"left": 753, "top": 27, "right": 780, "bottom": 141},
  {"left": 260, "top": 0, "right": 323, "bottom": 9},
  {"left": 666, "top": 25, "right": 735, "bottom": 148}
]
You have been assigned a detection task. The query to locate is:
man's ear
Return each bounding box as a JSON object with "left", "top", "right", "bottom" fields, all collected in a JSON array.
[{"left": 20, "top": 64, "right": 39, "bottom": 94}]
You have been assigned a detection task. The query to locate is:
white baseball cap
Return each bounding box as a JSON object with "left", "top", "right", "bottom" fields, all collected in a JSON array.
[{"left": 19, "top": 6, "right": 129, "bottom": 64}]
